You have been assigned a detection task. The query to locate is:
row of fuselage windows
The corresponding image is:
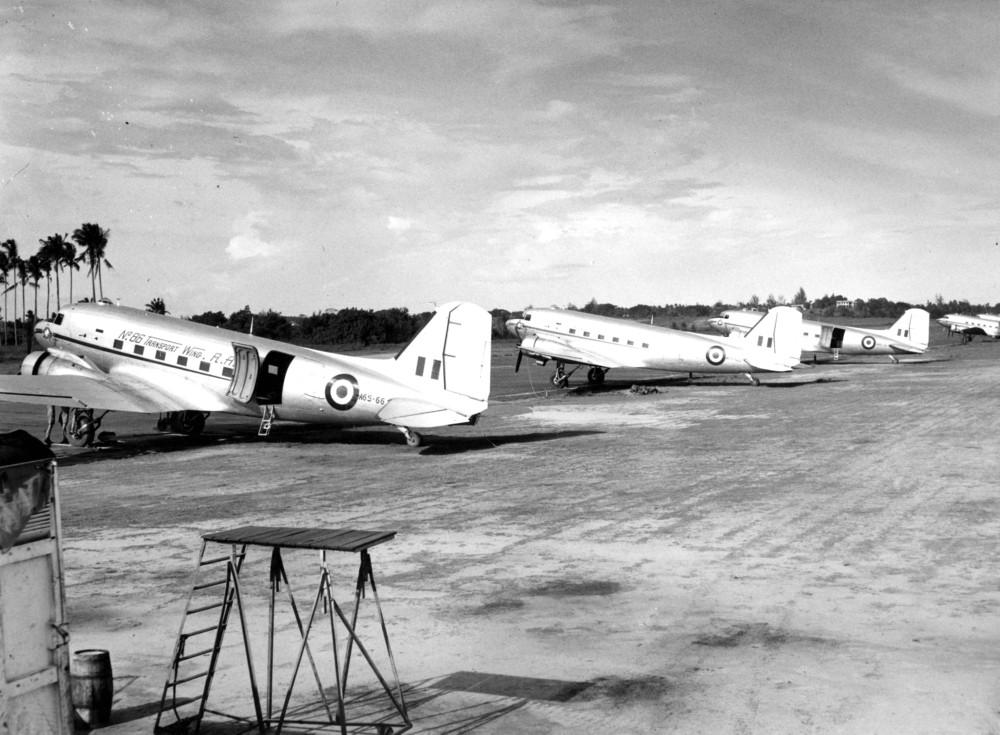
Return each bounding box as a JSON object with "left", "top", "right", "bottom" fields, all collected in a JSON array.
[
  {"left": 566, "top": 327, "right": 649, "bottom": 349},
  {"left": 112, "top": 339, "right": 234, "bottom": 378}
]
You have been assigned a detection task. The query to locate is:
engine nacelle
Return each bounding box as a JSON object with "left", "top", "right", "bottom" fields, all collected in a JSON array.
[{"left": 20, "top": 351, "right": 91, "bottom": 377}]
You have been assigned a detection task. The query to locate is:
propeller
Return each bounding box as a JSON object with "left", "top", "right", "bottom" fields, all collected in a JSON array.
[{"left": 515, "top": 350, "right": 523, "bottom": 373}]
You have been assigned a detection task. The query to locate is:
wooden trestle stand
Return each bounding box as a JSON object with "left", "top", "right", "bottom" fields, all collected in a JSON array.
[{"left": 155, "top": 526, "right": 410, "bottom": 734}]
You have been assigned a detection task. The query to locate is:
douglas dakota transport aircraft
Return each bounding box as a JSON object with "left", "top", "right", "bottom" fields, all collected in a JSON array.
[
  {"left": 936, "top": 313, "right": 1000, "bottom": 342},
  {"left": 709, "top": 308, "right": 930, "bottom": 361},
  {"left": 0, "top": 300, "right": 492, "bottom": 447},
  {"left": 505, "top": 306, "right": 802, "bottom": 387}
]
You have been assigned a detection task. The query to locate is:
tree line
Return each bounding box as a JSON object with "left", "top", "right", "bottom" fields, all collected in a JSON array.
[{"left": 3, "top": 224, "right": 996, "bottom": 348}]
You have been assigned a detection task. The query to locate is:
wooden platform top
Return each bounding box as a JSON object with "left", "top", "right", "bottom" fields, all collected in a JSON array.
[{"left": 202, "top": 525, "right": 396, "bottom": 552}]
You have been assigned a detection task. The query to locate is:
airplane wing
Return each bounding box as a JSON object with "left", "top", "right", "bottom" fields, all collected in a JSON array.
[
  {"left": 517, "top": 334, "right": 625, "bottom": 369},
  {"left": 0, "top": 371, "right": 234, "bottom": 413}
]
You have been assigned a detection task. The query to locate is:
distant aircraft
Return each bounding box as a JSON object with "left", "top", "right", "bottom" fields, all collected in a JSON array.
[
  {"left": 937, "top": 314, "right": 1000, "bottom": 342},
  {"left": 709, "top": 308, "right": 930, "bottom": 361},
  {"left": 505, "top": 306, "right": 802, "bottom": 387},
  {"left": 0, "top": 300, "right": 492, "bottom": 447}
]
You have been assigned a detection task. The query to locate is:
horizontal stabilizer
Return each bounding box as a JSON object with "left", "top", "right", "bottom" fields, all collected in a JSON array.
[{"left": 378, "top": 398, "right": 476, "bottom": 428}]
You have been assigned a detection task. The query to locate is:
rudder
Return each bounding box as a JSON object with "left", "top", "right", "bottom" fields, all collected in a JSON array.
[
  {"left": 395, "top": 302, "right": 492, "bottom": 401},
  {"left": 742, "top": 306, "right": 803, "bottom": 369},
  {"left": 889, "top": 309, "right": 929, "bottom": 350}
]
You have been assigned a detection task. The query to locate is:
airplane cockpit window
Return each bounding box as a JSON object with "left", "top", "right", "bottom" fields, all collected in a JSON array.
[
  {"left": 524, "top": 313, "right": 531, "bottom": 321},
  {"left": 54, "top": 313, "right": 64, "bottom": 325}
]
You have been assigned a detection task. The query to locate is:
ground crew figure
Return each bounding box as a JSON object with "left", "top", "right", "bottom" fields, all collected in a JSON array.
[{"left": 44, "top": 405, "right": 70, "bottom": 445}]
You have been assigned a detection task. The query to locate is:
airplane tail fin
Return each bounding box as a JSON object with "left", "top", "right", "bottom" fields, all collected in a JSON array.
[
  {"left": 393, "top": 301, "right": 492, "bottom": 405},
  {"left": 740, "top": 306, "right": 803, "bottom": 371},
  {"left": 887, "top": 308, "right": 930, "bottom": 352}
]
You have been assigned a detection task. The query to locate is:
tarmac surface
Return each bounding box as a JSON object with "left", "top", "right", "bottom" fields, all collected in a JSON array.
[{"left": 2, "top": 334, "right": 999, "bottom": 733}]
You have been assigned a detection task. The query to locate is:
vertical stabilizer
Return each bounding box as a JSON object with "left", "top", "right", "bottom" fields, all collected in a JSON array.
[
  {"left": 740, "top": 306, "right": 803, "bottom": 370},
  {"left": 395, "top": 302, "right": 492, "bottom": 401},
  {"left": 889, "top": 308, "right": 930, "bottom": 351}
]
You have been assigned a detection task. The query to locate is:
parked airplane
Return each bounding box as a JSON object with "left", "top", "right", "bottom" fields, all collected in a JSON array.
[
  {"left": 708, "top": 308, "right": 929, "bottom": 361},
  {"left": 0, "top": 300, "right": 492, "bottom": 447},
  {"left": 505, "top": 306, "right": 802, "bottom": 387},
  {"left": 937, "top": 314, "right": 1000, "bottom": 342}
]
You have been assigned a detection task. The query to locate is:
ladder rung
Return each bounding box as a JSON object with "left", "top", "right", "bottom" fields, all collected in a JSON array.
[
  {"left": 177, "top": 646, "right": 216, "bottom": 662},
  {"left": 188, "top": 601, "right": 226, "bottom": 615},
  {"left": 181, "top": 624, "right": 223, "bottom": 639},
  {"left": 193, "top": 578, "right": 228, "bottom": 591},
  {"left": 171, "top": 671, "right": 210, "bottom": 686}
]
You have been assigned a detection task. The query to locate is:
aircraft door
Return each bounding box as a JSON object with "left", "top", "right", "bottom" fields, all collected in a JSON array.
[
  {"left": 820, "top": 326, "right": 845, "bottom": 349},
  {"left": 227, "top": 343, "right": 260, "bottom": 404},
  {"left": 254, "top": 351, "right": 295, "bottom": 404}
]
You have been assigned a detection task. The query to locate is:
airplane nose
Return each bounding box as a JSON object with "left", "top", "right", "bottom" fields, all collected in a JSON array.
[{"left": 33, "top": 321, "right": 54, "bottom": 344}]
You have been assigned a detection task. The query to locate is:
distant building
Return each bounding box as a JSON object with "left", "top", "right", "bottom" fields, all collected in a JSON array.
[{"left": 835, "top": 299, "right": 851, "bottom": 308}]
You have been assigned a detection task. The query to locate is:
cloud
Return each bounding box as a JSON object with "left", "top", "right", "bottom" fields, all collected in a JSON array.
[
  {"left": 226, "top": 212, "right": 278, "bottom": 260},
  {"left": 387, "top": 216, "right": 413, "bottom": 232}
]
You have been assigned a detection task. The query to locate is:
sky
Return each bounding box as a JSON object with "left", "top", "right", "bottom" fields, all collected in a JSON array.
[{"left": 2, "top": 1, "right": 998, "bottom": 317}]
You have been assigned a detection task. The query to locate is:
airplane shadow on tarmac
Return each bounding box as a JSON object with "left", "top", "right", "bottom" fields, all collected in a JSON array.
[
  {"left": 417, "top": 430, "right": 602, "bottom": 456},
  {"left": 54, "top": 424, "right": 602, "bottom": 465},
  {"left": 562, "top": 375, "right": 844, "bottom": 397}
]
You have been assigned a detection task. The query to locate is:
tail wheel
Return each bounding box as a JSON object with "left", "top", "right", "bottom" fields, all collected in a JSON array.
[{"left": 398, "top": 427, "right": 422, "bottom": 447}]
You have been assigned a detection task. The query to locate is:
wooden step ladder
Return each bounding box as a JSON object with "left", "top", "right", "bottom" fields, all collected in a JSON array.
[{"left": 154, "top": 541, "right": 263, "bottom": 734}]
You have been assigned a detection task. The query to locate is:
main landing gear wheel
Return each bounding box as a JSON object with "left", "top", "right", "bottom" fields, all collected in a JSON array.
[
  {"left": 156, "top": 411, "right": 208, "bottom": 436},
  {"left": 67, "top": 409, "right": 96, "bottom": 447},
  {"left": 171, "top": 411, "right": 207, "bottom": 436},
  {"left": 551, "top": 362, "right": 574, "bottom": 388},
  {"left": 586, "top": 367, "right": 607, "bottom": 385}
]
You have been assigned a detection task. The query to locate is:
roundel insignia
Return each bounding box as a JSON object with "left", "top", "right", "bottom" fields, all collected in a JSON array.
[
  {"left": 706, "top": 345, "right": 726, "bottom": 366},
  {"left": 861, "top": 335, "right": 876, "bottom": 350},
  {"left": 325, "top": 373, "right": 359, "bottom": 411}
]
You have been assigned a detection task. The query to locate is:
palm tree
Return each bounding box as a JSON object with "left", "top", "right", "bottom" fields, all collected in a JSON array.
[
  {"left": 145, "top": 297, "right": 167, "bottom": 315},
  {"left": 25, "top": 254, "right": 44, "bottom": 329},
  {"left": 1, "top": 239, "right": 19, "bottom": 346},
  {"left": 34, "top": 244, "right": 54, "bottom": 319},
  {"left": 0, "top": 251, "right": 8, "bottom": 345},
  {"left": 39, "top": 233, "right": 72, "bottom": 311},
  {"left": 58, "top": 238, "right": 79, "bottom": 304},
  {"left": 72, "top": 223, "right": 112, "bottom": 301},
  {"left": 15, "top": 255, "right": 28, "bottom": 343}
]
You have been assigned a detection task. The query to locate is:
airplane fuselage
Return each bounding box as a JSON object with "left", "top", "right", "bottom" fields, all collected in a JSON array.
[
  {"left": 509, "top": 308, "right": 794, "bottom": 374},
  {"left": 22, "top": 301, "right": 489, "bottom": 438},
  {"left": 34, "top": 305, "right": 409, "bottom": 425},
  {"left": 937, "top": 314, "right": 1000, "bottom": 339},
  {"left": 710, "top": 310, "right": 928, "bottom": 355}
]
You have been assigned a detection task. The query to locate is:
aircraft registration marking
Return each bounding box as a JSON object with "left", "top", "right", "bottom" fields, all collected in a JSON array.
[
  {"left": 359, "top": 392, "right": 387, "bottom": 406},
  {"left": 115, "top": 329, "right": 233, "bottom": 367}
]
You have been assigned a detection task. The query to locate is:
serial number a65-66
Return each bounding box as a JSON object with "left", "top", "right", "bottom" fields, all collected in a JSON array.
[{"left": 359, "top": 393, "right": 386, "bottom": 405}]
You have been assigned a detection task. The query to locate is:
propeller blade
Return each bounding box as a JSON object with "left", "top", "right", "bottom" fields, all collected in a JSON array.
[{"left": 515, "top": 350, "right": 523, "bottom": 373}]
